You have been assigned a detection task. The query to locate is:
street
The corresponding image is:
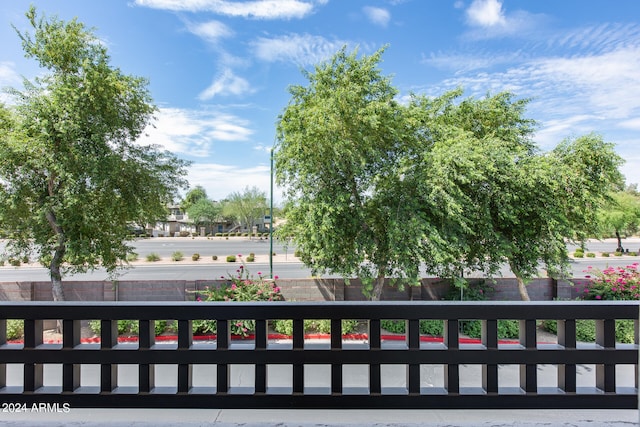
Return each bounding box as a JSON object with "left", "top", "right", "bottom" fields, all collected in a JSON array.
[{"left": 1, "top": 237, "right": 639, "bottom": 281}]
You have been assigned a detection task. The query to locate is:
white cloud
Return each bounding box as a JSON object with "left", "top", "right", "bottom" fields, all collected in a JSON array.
[
  {"left": 251, "top": 33, "right": 353, "bottom": 66},
  {"left": 363, "top": 7, "right": 390, "bottom": 28},
  {"left": 134, "top": 0, "right": 320, "bottom": 19},
  {"left": 139, "top": 107, "right": 253, "bottom": 156},
  {"left": 620, "top": 118, "right": 640, "bottom": 131},
  {"left": 462, "top": 1, "right": 545, "bottom": 39},
  {"left": 466, "top": 0, "right": 506, "bottom": 28},
  {"left": 0, "top": 62, "right": 20, "bottom": 85},
  {"left": 198, "top": 68, "right": 253, "bottom": 100},
  {"left": 186, "top": 20, "right": 234, "bottom": 44},
  {"left": 188, "top": 163, "right": 283, "bottom": 203}
]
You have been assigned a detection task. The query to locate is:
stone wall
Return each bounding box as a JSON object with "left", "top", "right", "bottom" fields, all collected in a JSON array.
[{"left": 0, "top": 277, "right": 584, "bottom": 302}]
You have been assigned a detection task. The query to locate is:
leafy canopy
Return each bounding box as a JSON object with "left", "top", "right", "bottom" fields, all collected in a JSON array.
[{"left": 0, "top": 8, "right": 190, "bottom": 293}]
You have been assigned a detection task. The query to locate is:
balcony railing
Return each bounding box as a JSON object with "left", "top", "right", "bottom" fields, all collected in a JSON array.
[{"left": 0, "top": 301, "right": 637, "bottom": 409}]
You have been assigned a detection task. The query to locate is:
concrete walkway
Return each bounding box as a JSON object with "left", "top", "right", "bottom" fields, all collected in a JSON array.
[{"left": 0, "top": 408, "right": 638, "bottom": 426}]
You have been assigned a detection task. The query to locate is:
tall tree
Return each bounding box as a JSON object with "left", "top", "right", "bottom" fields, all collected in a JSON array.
[
  {"left": 187, "top": 198, "right": 222, "bottom": 235},
  {"left": 598, "top": 191, "right": 640, "bottom": 252},
  {"left": 0, "top": 8, "right": 190, "bottom": 301},
  {"left": 181, "top": 185, "right": 208, "bottom": 212},
  {"left": 223, "top": 186, "right": 268, "bottom": 232},
  {"left": 276, "top": 47, "right": 429, "bottom": 299}
]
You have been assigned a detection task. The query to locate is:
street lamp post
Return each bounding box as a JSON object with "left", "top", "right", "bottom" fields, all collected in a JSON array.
[{"left": 269, "top": 146, "right": 274, "bottom": 278}]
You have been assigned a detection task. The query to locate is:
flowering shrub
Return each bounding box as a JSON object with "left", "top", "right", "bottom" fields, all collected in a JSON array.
[
  {"left": 194, "top": 263, "right": 284, "bottom": 337},
  {"left": 582, "top": 263, "right": 640, "bottom": 300}
]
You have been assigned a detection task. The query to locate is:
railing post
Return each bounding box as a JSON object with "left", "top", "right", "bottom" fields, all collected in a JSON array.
[
  {"left": 595, "top": 319, "right": 616, "bottom": 393},
  {"left": 100, "top": 320, "right": 118, "bottom": 393},
  {"left": 255, "top": 319, "right": 267, "bottom": 394},
  {"left": 216, "top": 319, "right": 229, "bottom": 394},
  {"left": 558, "top": 319, "right": 577, "bottom": 393},
  {"left": 292, "top": 318, "right": 304, "bottom": 394},
  {"left": 369, "top": 319, "right": 381, "bottom": 395},
  {"left": 177, "top": 319, "right": 193, "bottom": 393},
  {"left": 62, "top": 319, "right": 81, "bottom": 392},
  {"left": 519, "top": 319, "right": 537, "bottom": 393},
  {"left": 23, "top": 319, "right": 43, "bottom": 392},
  {"left": 445, "top": 319, "right": 459, "bottom": 394},
  {"left": 138, "top": 319, "right": 155, "bottom": 393},
  {"left": 331, "top": 318, "right": 342, "bottom": 395},
  {"left": 408, "top": 319, "right": 420, "bottom": 395},
  {"left": 482, "top": 319, "right": 498, "bottom": 393}
]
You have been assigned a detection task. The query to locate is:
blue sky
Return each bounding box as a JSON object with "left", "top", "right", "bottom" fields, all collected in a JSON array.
[{"left": 1, "top": 0, "right": 640, "bottom": 203}]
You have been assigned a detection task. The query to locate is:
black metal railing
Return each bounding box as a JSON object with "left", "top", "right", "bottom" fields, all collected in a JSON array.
[{"left": 0, "top": 301, "right": 637, "bottom": 409}]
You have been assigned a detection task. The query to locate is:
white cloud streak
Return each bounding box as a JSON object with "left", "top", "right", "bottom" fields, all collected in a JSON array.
[
  {"left": 139, "top": 107, "right": 253, "bottom": 156},
  {"left": 363, "top": 7, "right": 390, "bottom": 28},
  {"left": 251, "top": 33, "right": 354, "bottom": 66},
  {"left": 198, "top": 68, "right": 253, "bottom": 99},
  {"left": 186, "top": 20, "right": 234, "bottom": 44},
  {"left": 466, "top": 0, "right": 505, "bottom": 28},
  {"left": 134, "top": 0, "right": 320, "bottom": 19}
]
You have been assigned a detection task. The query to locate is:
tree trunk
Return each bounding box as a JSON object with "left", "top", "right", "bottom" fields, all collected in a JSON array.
[
  {"left": 46, "top": 210, "right": 66, "bottom": 302},
  {"left": 370, "top": 275, "right": 386, "bottom": 301},
  {"left": 515, "top": 275, "right": 530, "bottom": 301},
  {"left": 615, "top": 230, "right": 624, "bottom": 253}
]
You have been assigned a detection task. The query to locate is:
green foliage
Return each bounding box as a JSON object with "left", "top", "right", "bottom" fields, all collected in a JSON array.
[
  {"left": 6, "top": 319, "right": 24, "bottom": 340},
  {"left": 222, "top": 186, "right": 268, "bottom": 231},
  {"left": 146, "top": 253, "right": 160, "bottom": 262},
  {"left": 88, "top": 319, "right": 170, "bottom": 336},
  {"left": 126, "top": 252, "right": 138, "bottom": 262},
  {"left": 212, "top": 255, "right": 218, "bottom": 260},
  {"left": 181, "top": 186, "right": 208, "bottom": 212},
  {"left": 614, "top": 251, "right": 623, "bottom": 256},
  {"left": 573, "top": 251, "right": 584, "bottom": 258},
  {"left": 272, "top": 319, "right": 358, "bottom": 336},
  {"left": 602, "top": 252, "right": 610, "bottom": 257},
  {"left": 246, "top": 255, "right": 255, "bottom": 262},
  {"left": 171, "top": 251, "right": 184, "bottom": 261},
  {"left": 195, "top": 266, "right": 284, "bottom": 337},
  {"left": 226, "top": 255, "right": 236, "bottom": 262},
  {"left": 186, "top": 197, "right": 221, "bottom": 235},
  {"left": 191, "top": 253, "right": 200, "bottom": 261},
  {"left": 380, "top": 319, "right": 444, "bottom": 336},
  {"left": 541, "top": 319, "right": 635, "bottom": 343},
  {"left": 581, "top": 264, "right": 640, "bottom": 300},
  {"left": 0, "top": 8, "right": 190, "bottom": 300},
  {"left": 586, "top": 252, "right": 596, "bottom": 258}
]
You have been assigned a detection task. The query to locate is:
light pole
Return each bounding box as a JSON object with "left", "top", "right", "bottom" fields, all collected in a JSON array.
[{"left": 269, "top": 146, "right": 274, "bottom": 278}]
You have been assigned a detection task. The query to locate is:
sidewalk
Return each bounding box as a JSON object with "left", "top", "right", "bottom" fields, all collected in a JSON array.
[{"left": 0, "top": 408, "right": 637, "bottom": 426}]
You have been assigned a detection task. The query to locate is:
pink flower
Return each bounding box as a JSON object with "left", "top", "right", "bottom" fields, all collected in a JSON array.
[
  {"left": 257, "top": 272, "right": 262, "bottom": 276},
  {"left": 584, "top": 275, "right": 591, "bottom": 278},
  {"left": 274, "top": 287, "right": 280, "bottom": 292},
  {"left": 238, "top": 254, "right": 242, "bottom": 257},
  {"left": 196, "top": 297, "right": 202, "bottom": 302},
  {"left": 595, "top": 295, "right": 602, "bottom": 300},
  {"left": 231, "top": 284, "right": 237, "bottom": 290},
  {"left": 274, "top": 275, "right": 279, "bottom": 280}
]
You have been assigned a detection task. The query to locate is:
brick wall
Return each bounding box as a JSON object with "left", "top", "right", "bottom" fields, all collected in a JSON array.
[{"left": 0, "top": 277, "right": 584, "bottom": 302}]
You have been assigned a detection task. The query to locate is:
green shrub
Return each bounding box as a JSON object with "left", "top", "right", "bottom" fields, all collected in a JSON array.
[
  {"left": 614, "top": 251, "right": 623, "bottom": 256},
  {"left": 582, "top": 264, "right": 640, "bottom": 300},
  {"left": 126, "top": 252, "right": 139, "bottom": 262},
  {"left": 6, "top": 319, "right": 24, "bottom": 340},
  {"left": 380, "top": 319, "right": 444, "bottom": 336},
  {"left": 9, "top": 258, "right": 21, "bottom": 267},
  {"left": 0, "top": 259, "right": 5, "bottom": 266},
  {"left": 171, "top": 251, "right": 184, "bottom": 261},
  {"left": 272, "top": 319, "right": 358, "bottom": 336},
  {"left": 573, "top": 251, "right": 584, "bottom": 258},
  {"left": 146, "top": 253, "right": 161, "bottom": 262},
  {"left": 586, "top": 252, "right": 595, "bottom": 258},
  {"left": 540, "top": 319, "right": 635, "bottom": 343},
  {"left": 179, "top": 231, "right": 189, "bottom": 237},
  {"left": 629, "top": 252, "right": 638, "bottom": 256},
  {"left": 294, "top": 249, "right": 302, "bottom": 258},
  {"left": 192, "top": 253, "right": 200, "bottom": 261},
  {"left": 212, "top": 255, "right": 218, "bottom": 261},
  {"left": 601, "top": 252, "right": 610, "bottom": 257},
  {"left": 246, "top": 255, "right": 255, "bottom": 262},
  {"left": 88, "top": 319, "right": 170, "bottom": 337},
  {"left": 215, "top": 233, "right": 222, "bottom": 237},
  {"left": 226, "top": 255, "right": 236, "bottom": 262},
  {"left": 243, "top": 233, "right": 249, "bottom": 237},
  {"left": 249, "top": 252, "right": 255, "bottom": 257}
]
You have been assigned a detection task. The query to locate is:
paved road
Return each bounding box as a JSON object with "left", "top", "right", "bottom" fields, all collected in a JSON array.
[{"left": 2, "top": 238, "right": 639, "bottom": 281}]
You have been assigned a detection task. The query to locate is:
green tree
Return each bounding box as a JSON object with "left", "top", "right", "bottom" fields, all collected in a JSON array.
[
  {"left": 598, "top": 189, "right": 640, "bottom": 252},
  {"left": 0, "top": 8, "right": 190, "bottom": 301},
  {"left": 276, "top": 47, "right": 427, "bottom": 299},
  {"left": 187, "top": 198, "right": 222, "bottom": 235},
  {"left": 181, "top": 185, "right": 208, "bottom": 212},
  {"left": 223, "top": 186, "right": 268, "bottom": 233}
]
